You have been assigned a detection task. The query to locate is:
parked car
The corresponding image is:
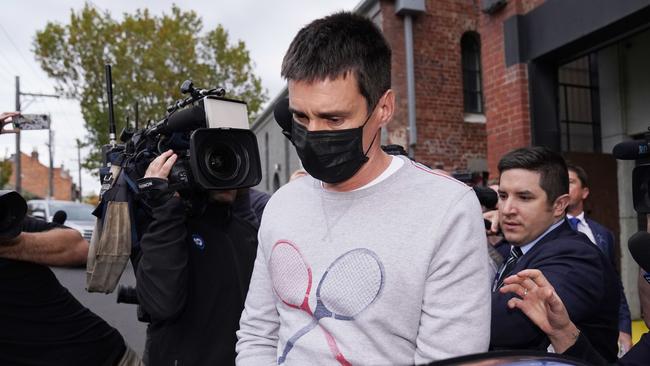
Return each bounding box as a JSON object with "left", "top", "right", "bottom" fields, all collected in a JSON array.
[{"left": 27, "top": 200, "right": 96, "bottom": 241}]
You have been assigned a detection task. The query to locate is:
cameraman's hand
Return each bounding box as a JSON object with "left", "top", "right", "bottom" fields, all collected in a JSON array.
[{"left": 145, "top": 150, "right": 177, "bottom": 180}]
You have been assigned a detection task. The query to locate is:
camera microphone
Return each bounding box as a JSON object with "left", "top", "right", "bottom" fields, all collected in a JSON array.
[
  {"left": 612, "top": 140, "right": 650, "bottom": 160},
  {"left": 151, "top": 104, "right": 206, "bottom": 135},
  {"left": 628, "top": 231, "right": 650, "bottom": 272}
]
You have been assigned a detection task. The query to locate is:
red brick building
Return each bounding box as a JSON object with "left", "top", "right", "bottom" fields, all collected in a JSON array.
[
  {"left": 7, "top": 151, "right": 77, "bottom": 201},
  {"left": 376, "top": 0, "right": 650, "bottom": 317},
  {"left": 382, "top": 0, "right": 491, "bottom": 174},
  {"left": 253, "top": 0, "right": 650, "bottom": 317}
]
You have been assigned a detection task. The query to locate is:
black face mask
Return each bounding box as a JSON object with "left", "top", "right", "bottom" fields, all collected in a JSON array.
[{"left": 291, "top": 114, "right": 378, "bottom": 184}]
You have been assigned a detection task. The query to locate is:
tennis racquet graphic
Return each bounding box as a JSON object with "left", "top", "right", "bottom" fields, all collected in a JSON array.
[{"left": 269, "top": 241, "right": 385, "bottom": 365}]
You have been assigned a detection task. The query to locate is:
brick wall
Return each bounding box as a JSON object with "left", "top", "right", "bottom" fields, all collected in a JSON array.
[
  {"left": 380, "top": 0, "right": 546, "bottom": 178},
  {"left": 381, "top": 0, "right": 486, "bottom": 172},
  {"left": 479, "top": 0, "right": 545, "bottom": 177},
  {"left": 8, "top": 151, "right": 75, "bottom": 200}
]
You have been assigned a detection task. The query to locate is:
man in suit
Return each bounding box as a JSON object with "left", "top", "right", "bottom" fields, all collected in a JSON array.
[
  {"left": 490, "top": 147, "right": 620, "bottom": 362},
  {"left": 566, "top": 163, "right": 633, "bottom": 354}
]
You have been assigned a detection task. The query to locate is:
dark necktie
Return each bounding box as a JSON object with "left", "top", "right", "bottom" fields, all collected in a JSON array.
[
  {"left": 493, "top": 246, "right": 523, "bottom": 291},
  {"left": 568, "top": 217, "right": 580, "bottom": 231}
]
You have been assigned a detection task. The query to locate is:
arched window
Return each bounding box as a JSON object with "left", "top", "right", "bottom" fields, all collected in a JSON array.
[{"left": 461, "top": 32, "right": 484, "bottom": 114}]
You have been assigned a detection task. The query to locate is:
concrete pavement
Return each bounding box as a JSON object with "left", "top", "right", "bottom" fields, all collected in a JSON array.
[{"left": 52, "top": 262, "right": 147, "bottom": 357}]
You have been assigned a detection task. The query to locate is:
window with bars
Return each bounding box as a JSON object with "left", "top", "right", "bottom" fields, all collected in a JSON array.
[
  {"left": 461, "top": 32, "right": 484, "bottom": 114},
  {"left": 558, "top": 54, "right": 602, "bottom": 153}
]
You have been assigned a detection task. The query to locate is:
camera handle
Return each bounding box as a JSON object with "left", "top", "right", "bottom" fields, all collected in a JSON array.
[
  {"left": 146, "top": 81, "right": 226, "bottom": 137},
  {"left": 167, "top": 80, "right": 225, "bottom": 114}
]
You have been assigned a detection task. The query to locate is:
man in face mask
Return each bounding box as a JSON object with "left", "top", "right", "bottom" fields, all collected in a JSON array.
[{"left": 236, "top": 12, "right": 491, "bottom": 365}]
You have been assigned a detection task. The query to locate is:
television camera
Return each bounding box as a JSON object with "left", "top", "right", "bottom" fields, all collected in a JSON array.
[
  {"left": 612, "top": 133, "right": 650, "bottom": 273},
  {"left": 87, "top": 65, "right": 261, "bottom": 295},
  {"left": 101, "top": 79, "right": 261, "bottom": 200},
  {"left": 612, "top": 130, "right": 650, "bottom": 214}
]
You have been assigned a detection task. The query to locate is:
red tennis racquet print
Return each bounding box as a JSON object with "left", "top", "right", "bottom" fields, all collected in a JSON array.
[{"left": 269, "top": 240, "right": 385, "bottom": 365}]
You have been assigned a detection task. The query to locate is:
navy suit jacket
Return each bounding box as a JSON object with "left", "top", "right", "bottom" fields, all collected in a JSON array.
[
  {"left": 565, "top": 331, "right": 650, "bottom": 366},
  {"left": 490, "top": 219, "right": 620, "bottom": 362},
  {"left": 585, "top": 217, "right": 633, "bottom": 334},
  {"left": 585, "top": 218, "right": 615, "bottom": 259}
]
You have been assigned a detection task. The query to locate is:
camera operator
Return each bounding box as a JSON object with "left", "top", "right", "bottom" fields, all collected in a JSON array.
[
  {"left": 231, "top": 188, "right": 270, "bottom": 228},
  {"left": 135, "top": 149, "right": 258, "bottom": 365},
  {"left": 0, "top": 192, "right": 140, "bottom": 365}
]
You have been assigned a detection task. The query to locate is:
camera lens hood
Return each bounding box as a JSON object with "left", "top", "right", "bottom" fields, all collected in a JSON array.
[{"left": 189, "top": 128, "right": 262, "bottom": 190}]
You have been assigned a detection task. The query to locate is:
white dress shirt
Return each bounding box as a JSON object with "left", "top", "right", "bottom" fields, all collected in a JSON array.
[{"left": 566, "top": 211, "right": 596, "bottom": 244}]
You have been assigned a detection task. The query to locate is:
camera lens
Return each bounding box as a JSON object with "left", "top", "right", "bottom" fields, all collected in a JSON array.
[
  {"left": 189, "top": 128, "right": 260, "bottom": 190},
  {"left": 204, "top": 143, "right": 241, "bottom": 181}
]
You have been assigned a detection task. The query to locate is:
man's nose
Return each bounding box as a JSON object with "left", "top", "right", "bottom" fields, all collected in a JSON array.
[{"left": 500, "top": 197, "right": 515, "bottom": 215}]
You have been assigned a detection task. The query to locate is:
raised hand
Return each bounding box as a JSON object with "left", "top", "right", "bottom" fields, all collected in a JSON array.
[{"left": 500, "top": 269, "right": 581, "bottom": 353}]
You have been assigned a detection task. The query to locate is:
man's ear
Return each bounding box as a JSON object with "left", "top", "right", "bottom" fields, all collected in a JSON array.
[
  {"left": 582, "top": 186, "right": 590, "bottom": 201},
  {"left": 376, "top": 89, "right": 394, "bottom": 128},
  {"left": 553, "top": 193, "right": 570, "bottom": 217}
]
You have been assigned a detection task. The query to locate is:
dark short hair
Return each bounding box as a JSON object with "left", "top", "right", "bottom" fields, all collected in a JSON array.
[
  {"left": 566, "top": 163, "right": 589, "bottom": 188},
  {"left": 281, "top": 12, "right": 391, "bottom": 112},
  {"left": 498, "top": 147, "right": 569, "bottom": 205}
]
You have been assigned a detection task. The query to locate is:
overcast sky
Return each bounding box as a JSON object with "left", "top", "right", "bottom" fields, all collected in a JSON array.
[{"left": 0, "top": 0, "right": 357, "bottom": 196}]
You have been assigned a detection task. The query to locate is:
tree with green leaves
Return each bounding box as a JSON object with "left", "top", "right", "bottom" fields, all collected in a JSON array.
[
  {"left": 34, "top": 4, "right": 267, "bottom": 172},
  {"left": 0, "top": 159, "right": 12, "bottom": 189}
]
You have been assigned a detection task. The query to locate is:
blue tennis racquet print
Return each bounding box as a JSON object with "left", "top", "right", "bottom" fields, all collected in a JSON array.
[{"left": 269, "top": 242, "right": 385, "bottom": 365}]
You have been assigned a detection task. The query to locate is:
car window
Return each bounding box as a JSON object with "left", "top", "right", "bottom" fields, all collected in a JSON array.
[
  {"left": 28, "top": 202, "right": 46, "bottom": 215},
  {"left": 47, "top": 203, "right": 95, "bottom": 221}
]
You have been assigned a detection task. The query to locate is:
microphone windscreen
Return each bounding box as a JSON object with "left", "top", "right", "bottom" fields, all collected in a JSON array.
[
  {"left": 612, "top": 140, "right": 650, "bottom": 160},
  {"left": 628, "top": 231, "right": 650, "bottom": 271},
  {"left": 273, "top": 98, "right": 292, "bottom": 134},
  {"left": 52, "top": 210, "right": 67, "bottom": 225}
]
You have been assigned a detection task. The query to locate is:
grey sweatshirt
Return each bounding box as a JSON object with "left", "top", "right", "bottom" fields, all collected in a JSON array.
[{"left": 237, "top": 157, "right": 491, "bottom": 365}]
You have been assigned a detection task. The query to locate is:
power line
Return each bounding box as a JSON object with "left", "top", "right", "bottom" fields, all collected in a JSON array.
[
  {"left": 0, "top": 21, "right": 86, "bottom": 144},
  {"left": 0, "top": 23, "right": 44, "bottom": 80},
  {"left": 0, "top": 55, "right": 15, "bottom": 81},
  {"left": 0, "top": 21, "right": 64, "bottom": 102},
  {"left": 0, "top": 21, "right": 87, "bottom": 180},
  {"left": 0, "top": 48, "right": 22, "bottom": 76},
  {"left": 0, "top": 67, "right": 12, "bottom": 83}
]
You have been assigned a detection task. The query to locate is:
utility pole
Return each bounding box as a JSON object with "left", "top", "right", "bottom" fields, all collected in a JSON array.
[
  {"left": 13, "top": 75, "right": 59, "bottom": 195},
  {"left": 76, "top": 138, "right": 82, "bottom": 199},
  {"left": 47, "top": 129, "right": 54, "bottom": 198},
  {"left": 14, "top": 76, "right": 20, "bottom": 193}
]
